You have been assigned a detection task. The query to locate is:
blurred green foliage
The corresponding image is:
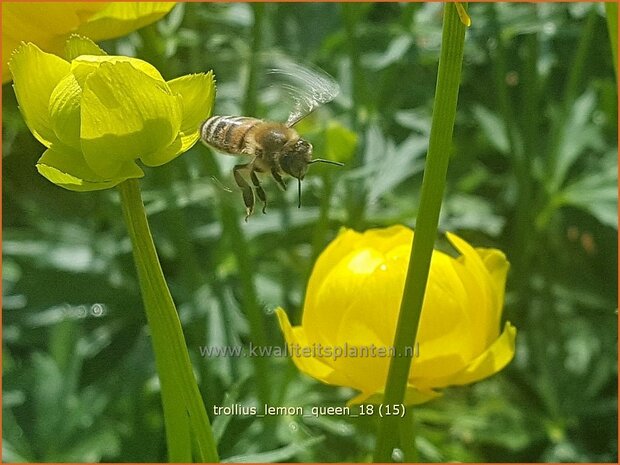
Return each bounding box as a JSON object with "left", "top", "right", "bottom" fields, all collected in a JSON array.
[{"left": 2, "top": 3, "right": 617, "bottom": 462}]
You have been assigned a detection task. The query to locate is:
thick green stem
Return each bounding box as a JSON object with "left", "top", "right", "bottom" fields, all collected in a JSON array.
[
  {"left": 118, "top": 179, "right": 218, "bottom": 463},
  {"left": 399, "top": 408, "right": 418, "bottom": 462},
  {"left": 373, "top": 4, "right": 466, "bottom": 462}
]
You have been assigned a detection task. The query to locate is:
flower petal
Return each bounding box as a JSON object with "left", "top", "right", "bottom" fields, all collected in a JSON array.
[
  {"left": 309, "top": 243, "right": 414, "bottom": 349},
  {"left": 307, "top": 226, "right": 412, "bottom": 295},
  {"left": 348, "top": 385, "right": 441, "bottom": 406},
  {"left": 141, "top": 72, "right": 216, "bottom": 166},
  {"left": 71, "top": 54, "right": 164, "bottom": 87},
  {"left": 37, "top": 145, "right": 143, "bottom": 192},
  {"left": 275, "top": 308, "right": 353, "bottom": 387},
  {"left": 164, "top": 72, "right": 216, "bottom": 151},
  {"left": 446, "top": 232, "right": 502, "bottom": 353},
  {"left": 49, "top": 73, "right": 83, "bottom": 151},
  {"left": 303, "top": 225, "right": 411, "bottom": 344},
  {"left": 8, "top": 43, "right": 70, "bottom": 147},
  {"left": 437, "top": 322, "right": 516, "bottom": 387},
  {"left": 80, "top": 60, "right": 182, "bottom": 177},
  {"left": 65, "top": 34, "right": 107, "bottom": 61},
  {"left": 141, "top": 135, "right": 184, "bottom": 167},
  {"left": 333, "top": 312, "right": 392, "bottom": 394},
  {"left": 75, "top": 3, "right": 176, "bottom": 41},
  {"left": 2, "top": 3, "right": 104, "bottom": 82},
  {"left": 410, "top": 251, "right": 476, "bottom": 382},
  {"left": 475, "top": 247, "right": 510, "bottom": 324}
]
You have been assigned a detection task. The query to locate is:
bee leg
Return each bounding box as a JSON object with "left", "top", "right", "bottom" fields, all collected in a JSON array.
[
  {"left": 233, "top": 164, "right": 254, "bottom": 221},
  {"left": 271, "top": 169, "right": 287, "bottom": 191},
  {"left": 250, "top": 170, "right": 268, "bottom": 214}
]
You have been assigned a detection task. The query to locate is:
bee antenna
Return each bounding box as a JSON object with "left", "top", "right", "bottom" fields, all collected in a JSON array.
[
  {"left": 309, "top": 158, "right": 344, "bottom": 167},
  {"left": 298, "top": 177, "right": 302, "bottom": 209}
]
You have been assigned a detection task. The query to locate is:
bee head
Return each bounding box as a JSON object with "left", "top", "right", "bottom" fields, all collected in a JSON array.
[
  {"left": 280, "top": 138, "right": 312, "bottom": 180},
  {"left": 280, "top": 137, "right": 344, "bottom": 209}
]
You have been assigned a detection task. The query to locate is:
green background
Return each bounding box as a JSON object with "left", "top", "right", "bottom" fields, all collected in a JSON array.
[{"left": 2, "top": 3, "right": 617, "bottom": 462}]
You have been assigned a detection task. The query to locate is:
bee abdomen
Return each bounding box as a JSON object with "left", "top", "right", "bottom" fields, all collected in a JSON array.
[{"left": 201, "top": 116, "right": 261, "bottom": 155}]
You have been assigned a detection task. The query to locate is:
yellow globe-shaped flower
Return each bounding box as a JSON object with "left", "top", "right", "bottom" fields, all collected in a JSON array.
[
  {"left": 9, "top": 37, "right": 214, "bottom": 191},
  {"left": 277, "top": 225, "right": 516, "bottom": 405}
]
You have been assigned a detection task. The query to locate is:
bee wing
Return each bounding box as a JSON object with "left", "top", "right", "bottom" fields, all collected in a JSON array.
[{"left": 264, "top": 56, "right": 340, "bottom": 128}]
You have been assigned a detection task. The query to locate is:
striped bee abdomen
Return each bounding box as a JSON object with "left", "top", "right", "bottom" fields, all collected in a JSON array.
[{"left": 200, "top": 116, "right": 262, "bottom": 155}]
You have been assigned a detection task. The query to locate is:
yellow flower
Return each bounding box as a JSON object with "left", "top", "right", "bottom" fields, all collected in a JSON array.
[
  {"left": 2, "top": 2, "right": 176, "bottom": 83},
  {"left": 9, "top": 37, "right": 215, "bottom": 191},
  {"left": 276, "top": 225, "right": 516, "bottom": 405}
]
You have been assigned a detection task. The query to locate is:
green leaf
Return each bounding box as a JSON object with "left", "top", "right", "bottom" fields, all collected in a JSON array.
[
  {"left": 2, "top": 409, "right": 34, "bottom": 462},
  {"left": 551, "top": 90, "right": 604, "bottom": 190},
  {"left": 9, "top": 42, "right": 70, "bottom": 147},
  {"left": 364, "top": 36, "right": 413, "bottom": 70},
  {"left": 443, "top": 194, "right": 506, "bottom": 236},
  {"left": 62, "top": 427, "right": 121, "bottom": 462},
  {"left": 561, "top": 152, "right": 618, "bottom": 229},
  {"left": 2, "top": 439, "right": 32, "bottom": 463},
  {"left": 211, "top": 381, "right": 244, "bottom": 443},
  {"left": 30, "top": 353, "right": 65, "bottom": 447},
  {"left": 222, "top": 437, "right": 324, "bottom": 463},
  {"left": 80, "top": 61, "right": 182, "bottom": 177},
  {"left": 472, "top": 105, "right": 509, "bottom": 154},
  {"left": 360, "top": 124, "right": 426, "bottom": 205}
]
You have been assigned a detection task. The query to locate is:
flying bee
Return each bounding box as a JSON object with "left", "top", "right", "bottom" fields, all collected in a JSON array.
[{"left": 200, "top": 60, "right": 344, "bottom": 220}]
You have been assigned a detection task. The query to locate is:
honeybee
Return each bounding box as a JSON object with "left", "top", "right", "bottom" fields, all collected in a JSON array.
[{"left": 200, "top": 61, "right": 344, "bottom": 220}]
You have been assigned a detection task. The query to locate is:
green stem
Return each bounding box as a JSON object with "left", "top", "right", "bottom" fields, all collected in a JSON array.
[
  {"left": 342, "top": 3, "right": 368, "bottom": 228},
  {"left": 488, "top": 5, "right": 530, "bottom": 278},
  {"left": 137, "top": 25, "right": 167, "bottom": 72},
  {"left": 311, "top": 172, "right": 335, "bottom": 263},
  {"left": 399, "top": 408, "right": 418, "bottom": 462},
  {"left": 373, "top": 4, "right": 466, "bottom": 462},
  {"left": 276, "top": 188, "right": 294, "bottom": 311},
  {"left": 244, "top": 3, "right": 265, "bottom": 117},
  {"left": 488, "top": 4, "right": 520, "bottom": 158},
  {"left": 563, "top": 7, "right": 598, "bottom": 106},
  {"left": 200, "top": 152, "right": 272, "bottom": 409},
  {"left": 342, "top": 4, "right": 365, "bottom": 133},
  {"left": 605, "top": 2, "right": 618, "bottom": 80},
  {"left": 118, "top": 179, "right": 218, "bottom": 463},
  {"left": 239, "top": 1, "right": 275, "bottom": 413}
]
